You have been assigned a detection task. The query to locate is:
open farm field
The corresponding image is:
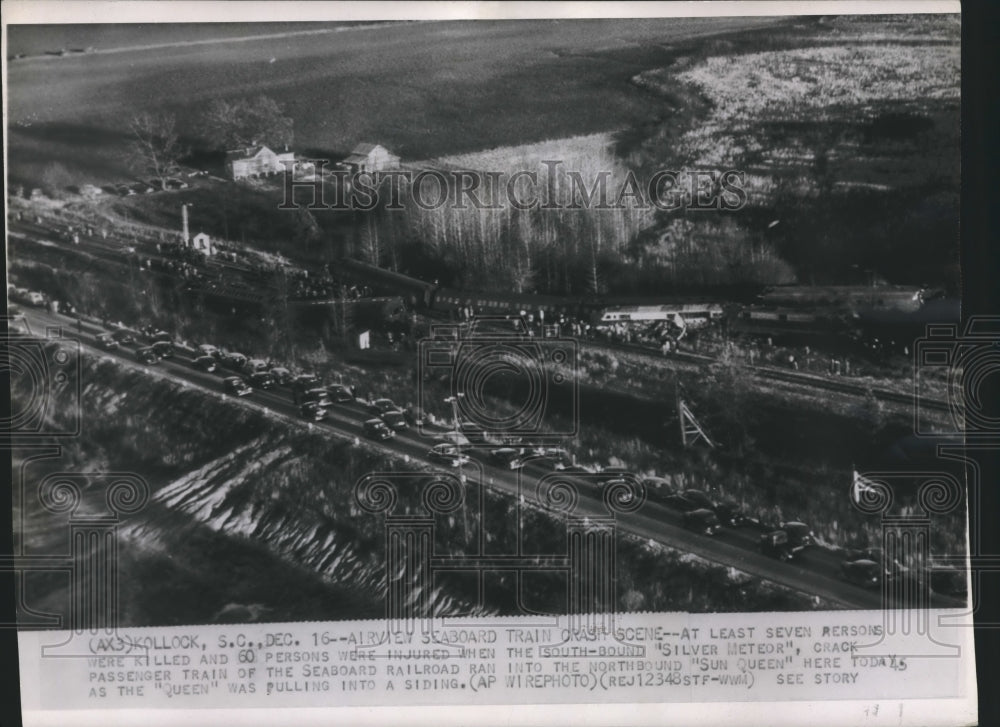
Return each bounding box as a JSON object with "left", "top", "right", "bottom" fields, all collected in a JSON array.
[{"left": 7, "top": 17, "right": 785, "bottom": 189}]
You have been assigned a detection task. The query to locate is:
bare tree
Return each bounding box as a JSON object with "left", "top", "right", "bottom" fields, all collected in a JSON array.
[{"left": 128, "top": 112, "right": 186, "bottom": 188}]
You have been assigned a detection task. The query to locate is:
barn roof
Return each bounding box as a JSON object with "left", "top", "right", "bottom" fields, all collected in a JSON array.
[{"left": 226, "top": 145, "right": 269, "bottom": 162}]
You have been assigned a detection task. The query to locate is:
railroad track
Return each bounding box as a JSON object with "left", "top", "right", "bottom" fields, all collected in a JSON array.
[
  {"left": 600, "top": 338, "right": 951, "bottom": 413},
  {"left": 11, "top": 221, "right": 953, "bottom": 415}
]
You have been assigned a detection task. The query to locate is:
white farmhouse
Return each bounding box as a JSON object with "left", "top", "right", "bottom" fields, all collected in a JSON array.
[{"left": 226, "top": 145, "right": 296, "bottom": 181}]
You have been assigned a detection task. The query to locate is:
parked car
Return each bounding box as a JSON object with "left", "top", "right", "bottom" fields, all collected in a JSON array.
[
  {"left": 245, "top": 358, "right": 270, "bottom": 374},
  {"left": 760, "top": 530, "right": 794, "bottom": 561},
  {"left": 95, "top": 333, "right": 119, "bottom": 350},
  {"left": 714, "top": 500, "right": 749, "bottom": 528},
  {"left": 145, "top": 329, "right": 172, "bottom": 344},
  {"left": 368, "top": 398, "right": 400, "bottom": 416},
  {"left": 111, "top": 329, "right": 135, "bottom": 345},
  {"left": 270, "top": 367, "right": 293, "bottom": 386},
  {"left": 840, "top": 559, "right": 882, "bottom": 589},
  {"left": 380, "top": 410, "right": 408, "bottom": 431},
  {"left": 843, "top": 547, "right": 908, "bottom": 580},
  {"left": 642, "top": 477, "right": 676, "bottom": 503},
  {"left": 192, "top": 355, "right": 218, "bottom": 373},
  {"left": 151, "top": 341, "right": 174, "bottom": 359},
  {"left": 222, "top": 352, "right": 248, "bottom": 371},
  {"left": 364, "top": 418, "right": 395, "bottom": 441},
  {"left": 223, "top": 376, "right": 252, "bottom": 397},
  {"left": 197, "top": 344, "right": 220, "bottom": 359},
  {"left": 428, "top": 443, "right": 470, "bottom": 467},
  {"left": 165, "top": 177, "right": 189, "bottom": 190},
  {"left": 115, "top": 184, "right": 135, "bottom": 196},
  {"left": 291, "top": 374, "right": 320, "bottom": 391},
  {"left": 780, "top": 522, "right": 815, "bottom": 552},
  {"left": 300, "top": 387, "right": 332, "bottom": 408},
  {"left": 247, "top": 371, "right": 275, "bottom": 390},
  {"left": 136, "top": 347, "right": 159, "bottom": 365},
  {"left": 131, "top": 182, "right": 155, "bottom": 195},
  {"left": 300, "top": 402, "right": 328, "bottom": 422},
  {"left": 326, "top": 384, "right": 354, "bottom": 403},
  {"left": 291, "top": 374, "right": 321, "bottom": 402},
  {"left": 683, "top": 509, "right": 721, "bottom": 536},
  {"left": 489, "top": 448, "right": 525, "bottom": 470}
]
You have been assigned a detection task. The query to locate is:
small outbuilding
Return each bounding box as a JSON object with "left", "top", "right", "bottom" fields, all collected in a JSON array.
[
  {"left": 341, "top": 143, "right": 400, "bottom": 174},
  {"left": 190, "top": 231, "right": 216, "bottom": 256}
]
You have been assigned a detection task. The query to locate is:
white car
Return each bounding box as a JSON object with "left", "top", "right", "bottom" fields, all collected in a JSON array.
[{"left": 428, "top": 443, "right": 471, "bottom": 467}]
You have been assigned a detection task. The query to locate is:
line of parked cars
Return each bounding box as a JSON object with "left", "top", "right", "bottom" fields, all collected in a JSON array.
[
  {"left": 112, "top": 177, "right": 189, "bottom": 197},
  {"left": 836, "top": 546, "right": 968, "bottom": 597}
]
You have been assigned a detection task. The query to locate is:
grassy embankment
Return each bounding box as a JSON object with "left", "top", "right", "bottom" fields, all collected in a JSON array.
[{"left": 12, "top": 349, "right": 825, "bottom": 626}]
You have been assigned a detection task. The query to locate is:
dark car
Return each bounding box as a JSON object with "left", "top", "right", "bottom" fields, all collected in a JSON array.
[
  {"left": 840, "top": 559, "right": 882, "bottom": 589},
  {"left": 292, "top": 374, "right": 320, "bottom": 392},
  {"left": 642, "top": 477, "right": 675, "bottom": 503},
  {"left": 136, "top": 347, "right": 158, "bottom": 365},
  {"left": 245, "top": 358, "right": 270, "bottom": 374},
  {"left": 151, "top": 341, "right": 174, "bottom": 359},
  {"left": 683, "top": 509, "right": 721, "bottom": 536},
  {"left": 196, "top": 344, "right": 220, "bottom": 359},
  {"left": 781, "top": 522, "right": 815, "bottom": 551},
  {"left": 368, "top": 398, "right": 400, "bottom": 416},
  {"left": 326, "top": 384, "right": 354, "bottom": 403},
  {"left": 489, "top": 448, "right": 525, "bottom": 470},
  {"left": 301, "top": 387, "right": 332, "bottom": 408},
  {"left": 222, "top": 352, "right": 249, "bottom": 371},
  {"left": 714, "top": 500, "right": 749, "bottom": 528},
  {"left": 364, "top": 418, "right": 395, "bottom": 441},
  {"left": 291, "top": 374, "right": 321, "bottom": 402},
  {"left": 428, "top": 443, "right": 470, "bottom": 467},
  {"left": 300, "top": 402, "right": 328, "bottom": 422},
  {"left": 270, "top": 367, "right": 293, "bottom": 386},
  {"left": 111, "top": 329, "right": 135, "bottom": 345},
  {"left": 95, "top": 333, "right": 119, "bottom": 350},
  {"left": 248, "top": 371, "right": 276, "bottom": 390},
  {"left": 843, "top": 547, "right": 908, "bottom": 580},
  {"left": 223, "top": 376, "right": 252, "bottom": 397},
  {"left": 760, "top": 530, "right": 794, "bottom": 561},
  {"left": 192, "top": 355, "right": 218, "bottom": 373},
  {"left": 381, "top": 410, "right": 408, "bottom": 431},
  {"left": 664, "top": 489, "right": 715, "bottom": 512}
]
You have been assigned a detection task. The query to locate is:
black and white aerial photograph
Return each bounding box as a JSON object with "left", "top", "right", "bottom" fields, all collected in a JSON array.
[{"left": 6, "top": 6, "right": 969, "bottom": 637}]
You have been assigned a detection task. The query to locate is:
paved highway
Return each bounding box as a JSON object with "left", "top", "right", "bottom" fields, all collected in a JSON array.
[{"left": 13, "top": 306, "right": 966, "bottom": 611}]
